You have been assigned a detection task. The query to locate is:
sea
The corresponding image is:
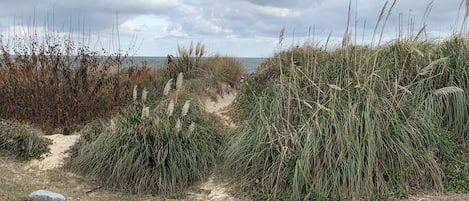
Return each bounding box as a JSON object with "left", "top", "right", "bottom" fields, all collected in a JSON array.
[{"left": 122, "top": 57, "right": 265, "bottom": 73}]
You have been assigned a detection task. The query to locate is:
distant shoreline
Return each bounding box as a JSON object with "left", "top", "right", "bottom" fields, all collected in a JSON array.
[
  {"left": 122, "top": 56, "right": 264, "bottom": 72},
  {"left": 2, "top": 54, "right": 264, "bottom": 72}
]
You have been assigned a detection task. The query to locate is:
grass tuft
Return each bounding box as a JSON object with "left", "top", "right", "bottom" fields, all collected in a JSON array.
[
  {"left": 69, "top": 83, "right": 222, "bottom": 194},
  {"left": 0, "top": 119, "right": 51, "bottom": 161}
]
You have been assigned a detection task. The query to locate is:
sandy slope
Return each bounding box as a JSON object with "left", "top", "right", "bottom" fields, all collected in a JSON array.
[
  {"left": 186, "top": 88, "right": 243, "bottom": 201},
  {"left": 205, "top": 89, "right": 238, "bottom": 128}
]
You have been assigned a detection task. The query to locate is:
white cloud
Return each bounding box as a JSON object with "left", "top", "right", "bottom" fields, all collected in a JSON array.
[
  {"left": 120, "top": 20, "right": 148, "bottom": 33},
  {"left": 250, "top": 4, "right": 301, "bottom": 18},
  {"left": 163, "top": 24, "right": 189, "bottom": 38},
  {"left": 0, "top": 0, "right": 467, "bottom": 57},
  {"left": 194, "top": 16, "right": 233, "bottom": 35}
]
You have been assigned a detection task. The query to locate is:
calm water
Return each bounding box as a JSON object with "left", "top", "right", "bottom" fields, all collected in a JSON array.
[{"left": 123, "top": 57, "right": 265, "bottom": 72}]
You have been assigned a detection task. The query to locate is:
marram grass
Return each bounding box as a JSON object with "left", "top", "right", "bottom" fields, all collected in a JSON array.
[
  {"left": 222, "top": 38, "right": 469, "bottom": 200},
  {"left": 69, "top": 81, "right": 222, "bottom": 194}
]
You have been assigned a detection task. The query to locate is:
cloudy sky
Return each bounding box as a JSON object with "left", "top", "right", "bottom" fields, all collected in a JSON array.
[{"left": 0, "top": 0, "right": 465, "bottom": 57}]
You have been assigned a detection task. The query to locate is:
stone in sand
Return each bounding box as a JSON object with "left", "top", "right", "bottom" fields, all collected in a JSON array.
[{"left": 29, "top": 190, "right": 65, "bottom": 201}]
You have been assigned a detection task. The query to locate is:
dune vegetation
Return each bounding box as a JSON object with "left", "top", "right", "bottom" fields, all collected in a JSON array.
[
  {"left": 222, "top": 37, "right": 469, "bottom": 200},
  {"left": 220, "top": 2, "right": 469, "bottom": 199},
  {"left": 0, "top": 30, "right": 244, "bottom": 196},
  {"left": 1, "top": 1, "right": 469, "bottom": 200},
  {"left": 69, "top": 76, "right": 223, "bottom": 194}
]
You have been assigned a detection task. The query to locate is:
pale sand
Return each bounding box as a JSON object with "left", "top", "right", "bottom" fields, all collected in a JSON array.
[
  {"left": 27, "top": 134, "right": 80, "bottom": 171},
  {"left": 205, "top": 91, "right": 237, "bottom": 113},
  {"left": 205, "top": 84, "right": 238, "bottom": 128},
  {"left": 198, "top": 85, "right": 240, "bottom": 200},
  {"left": 189, "top": 177, "right": 237, "bottom": 201}
]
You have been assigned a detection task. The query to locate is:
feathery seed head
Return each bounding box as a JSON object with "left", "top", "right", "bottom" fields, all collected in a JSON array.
[
  {"left": 167, "top": 99, "right": 175, "bottom": 117},
  {"left": 175, "top": 118, "right": 182, "bottom": 134},
  {"left": 141, "top": 106, "right": 150, "bottom": 120},
  {"left": 163, "top": 79, "right": 173, "bottom": 96},
  {"left": 181, "top": 100, "right": 191, "bottom": 117},
  {"left": 133, "top": 85, "right": 138, "bottom": 103},
  {"left": 176, "top": 72, "right": 184, "bottom": 90},
  {"left": 418, "top": 57, "right": 448, "bottom": 76},
  {"left": 433, "top": 86, "right": 464, "bottom": 96},
  {"left": 142, "top": 88, "right": 148, "bottom": 103}
]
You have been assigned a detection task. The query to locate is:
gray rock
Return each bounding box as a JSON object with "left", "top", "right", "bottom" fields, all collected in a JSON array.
[{"left": 29, "top": 190, "right": 65, "bottom": 201}]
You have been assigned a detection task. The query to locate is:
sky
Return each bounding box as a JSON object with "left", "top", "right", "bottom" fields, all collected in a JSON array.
[{"left": 0, "top": 0, "right": 466, "bottom": 57}]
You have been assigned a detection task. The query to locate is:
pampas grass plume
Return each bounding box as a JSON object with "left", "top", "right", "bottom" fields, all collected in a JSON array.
[
  {"left": 181, "top": 100, "right": 191, "bottom": 117},
  {"left": 175, "top": 118, "right": 182, "bottom": 133},
  {"left": 433, "top": 86, "right": 464, "bottom": 96},
  {"left": 164, "top": 79, "right": 173, "bottom": 96},
  {"left": 167, "top": 99, "right": 175, "bottom": 117},
  {"left": 133, "top": 85, "right": 138, "bottom": 103},
  {"left": 141, "top": 106, "right": 150, "bottom": 120},
  {"left": 418, "top": 57, "right": 448, "bottom": 76},
  {"left": 142, "top": 88, "right": 148, "bottom": 103},
  {"left": 176, "top": 72, "right": 184, "bottom": 90}
]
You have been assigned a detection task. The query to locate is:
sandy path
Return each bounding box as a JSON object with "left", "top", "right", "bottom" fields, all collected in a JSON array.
[
  {"left": 186, "top": 87, "right": 242, "bottom": 201},
  {"left": 27, "top": 134, "right": 80, "bottom": 171},
  {"left": 205, "top": 87, "right": 238, "bottom": 128}
]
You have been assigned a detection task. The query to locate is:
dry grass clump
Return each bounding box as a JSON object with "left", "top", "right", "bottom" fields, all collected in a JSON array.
[
  {"left": 69, "top": 75, "right": 222, "bottom": 194},
  {"left": 189, "top": 55, "right": 244, "bottom": 99},
  {"left": 174, "top": 42, "right": 204, "bottom": 77},
  {"left": 198, "top": 55, "right": 244, "bottom": 88},
  {"left": 222, "top": 37, "right": 469, "bottom": 200},
  {"left": 169, "top": 43, "right": 244, "bottom": 98},
  {"left": 0, "top": 119, "right": 51, "bottom": 160}
]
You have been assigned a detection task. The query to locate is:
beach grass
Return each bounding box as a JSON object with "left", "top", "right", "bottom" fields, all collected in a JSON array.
[
  {"left": 221, "top": 37, "right": 469, "bottom": 200},
  {"left": 68, "top": 74, "right": 224, "bottom": 194},
  {"left": 2, "top": 2, "right": 469, "bottom": 199}
]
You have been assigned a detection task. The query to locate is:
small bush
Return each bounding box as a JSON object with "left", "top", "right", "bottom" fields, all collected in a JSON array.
[
  {"left": 0, "top": 119, "right": 51, "bottom": 160},
  {"left": 69, "top": 78, "right": 222, "bottom": 194}
]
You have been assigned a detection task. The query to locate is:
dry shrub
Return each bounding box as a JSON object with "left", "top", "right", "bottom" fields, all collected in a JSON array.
[{"left": 0, "top": 36, "right": 162, "bottom": 133}]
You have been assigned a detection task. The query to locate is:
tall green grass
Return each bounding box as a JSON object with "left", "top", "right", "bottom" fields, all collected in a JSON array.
[
  {"left": 222, "top": 38, "right": 469, "bottom": 200},
  {"left": 69, "top": 76, "right": 223, "bottom": 194}
]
